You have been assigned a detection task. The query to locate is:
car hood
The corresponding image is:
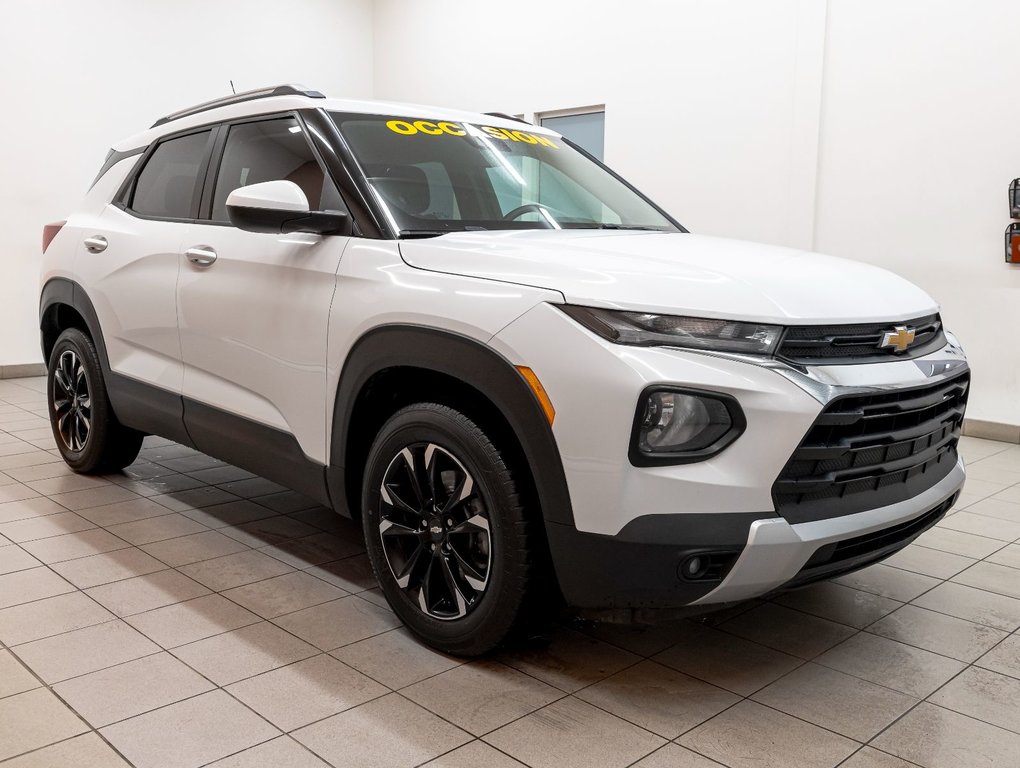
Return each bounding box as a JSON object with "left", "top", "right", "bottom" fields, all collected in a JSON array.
[{"left": 398, "top": 230, "right": 938, "bottom": 324}]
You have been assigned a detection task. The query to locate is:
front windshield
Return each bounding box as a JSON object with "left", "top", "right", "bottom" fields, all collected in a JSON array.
[{"left": 331, "top": 112, "right": 681, "bottom": 236}]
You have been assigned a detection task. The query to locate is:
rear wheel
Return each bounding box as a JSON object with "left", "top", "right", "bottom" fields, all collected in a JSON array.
[
  {"left": 362, "top": 403, "right": 535, "bottom": 656},
  {"left": 47, "top": 328, "right": 143, "bottom": 473}
]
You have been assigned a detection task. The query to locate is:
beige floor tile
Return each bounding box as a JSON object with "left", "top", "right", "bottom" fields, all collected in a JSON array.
[
  {"left": 0, "top": 482, "right": 38, "bottom": 503},
  {"left": 273, "top": 595, "right": 401, "bottom": 650},
  {"left": 911, "top": 526, "right": 1006, "bottom": 559},
  {"left": 404, "top": 660, "right": 561, "bottom": 736},
  {"left": 126, "top": 593, "right": 261, "bottom": 648},
  {"left": 0, "top": 450, "right": 65, "bottom": 471},
  {"left": 631, "top": 744, "right": 726, "bottom": 767},
  {"left": 580, "top": 622, "right": 695, "bottom": 658},
  {"left": 0, "top": 511, "right": 96, "bottom": 543},
  {"left": 226, "top": 653, "right": 386, "bottom": 731},
  {"left": 14, "top": 618, "right": 159, "bottom": 683},
  {"left": 20, "top": 528, "right": 130, "bottom": 564},
  {"left": 653, "top": 621, "right": 802, "bottom": 696},
  {"left": 221, "top": 514, "right": 319, "bottom": 548},
  {"left": 0, "top": 543, "right": 41, "bottom": 574},
  {"left": 976, "top": 633, "right": 1020, "bottom": 680},
  {"left": 719, "top": 602, "right": 856, "bottom": 659},
  {"left": 304, "top": 554, "right": 377, "bottom": 593},
  {"left": 576, "top": 659, "right": 739, "bottom": 739},
  {"left": 815, "top": 632, "right": 965, "bottom": 698},
  {"left": 3, "top": 462, "right": 76, "bottom": 483},
  {"left": 222, "top": 570, "right": 348, "bottom": 619},
  {"left": 0, "top": 648, "right": 39, "bottom": 698},
  {"left": 259, "top": 531, "right": 364, "bottom": 569},
  {"left": 679, "top": 699, "right": 857, "bottom": 768},
  {"left": 967, "top": 497, "right": 1020, "bottom": 523},
  {"left": 106, "top": 512, "right": 210, "bottom": 546},
  {"left": 86, "top": 568, "right": 210, "bottom": 616},
  {"left": 773, "top": 582, "right": 903, "bottom": 629},
  {"left": 53, "top": 651, "right": 214, "bottom": 727},
  {"left": 952, "top": 561, "right": 1020, "bottom": 599},
  {"left": 498, "top": 628, "right": 640, "bottom": 692},
  {"left": 986, "top": 543, "right": 1020, "bottom": 569},
  {"left": 421, "top": 740, "right": 527, "bottom": 767},
  {"left": 484, "top": 695, "right": 665, "bottom": 768},
  {"left": 252, "top": 491, "right": 320, "bottom": 514},
  {"left": 176, "top": 498, "right": 274, "bottom": 526},
  {"left": 141, "top": 529, "right": 249, "bottom": 567},
  {"left": 50, "top": 548, "right": 168, "bottom": 589},
  {"left": 833, "top": 563, "right": 941, "bottom": 602},
  {"left": 0, "top": 496, "right": 67, "bottom": 524},
  {"left": 883, "top": 544, "right": 977, "bottom": 579},
  {"left": 47, "top": 484, "right": 141, "bottom": 512},
  {"left": 205, "top": 736, "right": 331, "bottom": 767},
  {"left": 76, "top": 497, "right": 178, "bottom": 527},
  {"left": 839, "top": 746, "right": 928, "bottom": 768},
  {"left": 994, "top": 484, "right": 1020, "bottom": 505},
  {"left": 332, "top": 627, "right": 463, "bottom": 688},
  {"left": 178, "top": 549, "right": 294, "bottom": 591},
  {"left": 173, "top": 620, "right": 317, "bottom": 685},
  {"left": 939, "top": 511, "right": 1020, "bottom": 542},
  {"left": 100, "top": 689, "right": 280, "bottom": 768},
  {"left": 752, "top": 662, "right": 915, "bottom": 741},
  {"left": 912, "top": 581, "right": 1020, "bottom": 631},
  {"left": 869, "top": 604, "right": 1008, "bottom": 662},
  {"left": 1, "top": 731, "right": 131, "bottom": 767},
  {"left": 293, "top": 693, "right": 471, "bottom": 768},
  {"left": 0, "top": 688, "right": 89, "bottom": 761},
  {"left": 0, "top": 565, "right": 74, "bottom": 608},
  {"left": 24, "top": 473, "right": 110, "bottom": 496},
  {"left": 0, "top": 591, "right": 115, "bottom": 645},
  {"left": 873, "top": 702, "right": 1020, "bottom": 768},
  {"left": 928, "top": 666, "right": 1020, "bottom": 734}
]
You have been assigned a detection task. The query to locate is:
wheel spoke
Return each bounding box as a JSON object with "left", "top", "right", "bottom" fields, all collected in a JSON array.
[
  {"left": 440, "top": 472, "right": 474, "bottom": 515},
  {"left": 448, "top": 514, "right": 490, "bottom": 536},
  {"left": 53, "top": 367, "right": 73, "bottom": 397},
  {"left": 393, "top": 541, "right": 427, "bottom": 588},
  {"left": 438, "top": 553, "right": 468, "bottom": 618},
  {"left": 449, "top": 546, "right": 488, "bottom": 592},
  {"left": 379, "top": 518, "right": 423, "bottom": 539},
  {"left": 381, "top": 483, "right": 421, "bottom": 517}
]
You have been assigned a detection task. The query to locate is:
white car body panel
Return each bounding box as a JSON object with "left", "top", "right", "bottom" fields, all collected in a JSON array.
[{"left": 400, "top": 229, "right": 939, "bottom": 323}]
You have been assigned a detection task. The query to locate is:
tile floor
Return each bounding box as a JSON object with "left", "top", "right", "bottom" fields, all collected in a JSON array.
[{"left": 1, "top": 374, "right": 1019, "bottom": 767}]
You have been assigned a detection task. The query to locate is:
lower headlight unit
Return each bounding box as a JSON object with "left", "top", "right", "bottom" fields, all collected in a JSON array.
[{"left": 631, "top": 388, "right": 745, "bottom": 466}]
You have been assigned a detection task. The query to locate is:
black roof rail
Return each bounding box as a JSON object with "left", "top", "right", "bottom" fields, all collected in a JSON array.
[
  {"left": 151, "top": 84, "right": 326, "bottom": 128},
  {"left": 484, "top": 112, "right": 532, "bottom": 125}
]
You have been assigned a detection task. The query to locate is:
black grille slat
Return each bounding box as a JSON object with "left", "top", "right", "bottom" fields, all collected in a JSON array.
[
  {"left": 772, "top": 372, "right": 969, "bottom": 523},
  {"left": 777, "top": 314, "right": 945, "bottom": 365}
]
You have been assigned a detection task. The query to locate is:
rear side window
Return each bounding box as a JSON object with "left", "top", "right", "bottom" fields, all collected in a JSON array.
[
  {"left": 211, "top": 117, "right": 341, "bottom": 222},
  {"left": 131, "top": 131, "right": 211, "bottom": 219}
]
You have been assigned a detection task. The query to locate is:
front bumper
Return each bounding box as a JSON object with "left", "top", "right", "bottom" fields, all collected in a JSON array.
[{"left": 490, "top": 303, "right": 969, "bottom": 610}]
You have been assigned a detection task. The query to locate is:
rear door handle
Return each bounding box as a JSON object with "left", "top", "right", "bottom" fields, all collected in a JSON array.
[
  {"left": 83, "top": 236, "right": 108, "bottom": 254},
  {"left": 185, "top": 245, "right": 217, "bottom": 267}
]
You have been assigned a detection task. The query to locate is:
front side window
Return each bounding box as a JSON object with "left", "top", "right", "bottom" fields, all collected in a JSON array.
[
  {"left": 331, "top": 112, "right": 678, "bottom": 236},
  {"left": 211, "top": 117, "right": 341, "bottom": 222},
  {"left": 131, "top": 130, "right": 211, "bottom": 219}
]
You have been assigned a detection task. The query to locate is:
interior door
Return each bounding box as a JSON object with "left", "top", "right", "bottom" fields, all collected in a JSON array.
[{"left": 177, "top": 116, "right": 350, "bottom": 475}]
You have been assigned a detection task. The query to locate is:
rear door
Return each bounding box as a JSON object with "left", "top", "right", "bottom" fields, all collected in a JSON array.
[
  {"left": 177, "top": 114, "right": 350, "bottom": 479},
  {"left": 74, "top": 127, "right": 215, "bottom": 442}
]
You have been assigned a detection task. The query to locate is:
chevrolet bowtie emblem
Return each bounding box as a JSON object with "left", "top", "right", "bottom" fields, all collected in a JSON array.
[{"left": 879, "top": 325, "right": 916, "bottom": 353}]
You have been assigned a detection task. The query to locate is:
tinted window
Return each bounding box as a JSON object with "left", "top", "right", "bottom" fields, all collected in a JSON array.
[
  {"left": 211, "top": 118, "right": 341, "bottom": 222},
  {"left": 131, "top": 131, "right": 210, "bottom": 218}
]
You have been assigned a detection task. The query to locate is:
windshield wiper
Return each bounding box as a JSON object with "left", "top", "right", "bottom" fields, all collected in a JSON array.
[
  {"left": 398, "top": 229, "right": 449, "bottom": 239},
  {"left": 588, "top": 223, "right": 666, "bottom": 231}
]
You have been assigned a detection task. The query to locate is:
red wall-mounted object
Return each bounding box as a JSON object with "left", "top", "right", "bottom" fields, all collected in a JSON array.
[{"left": 1006, "top": 223, "right": 1020, "bottom": 263}]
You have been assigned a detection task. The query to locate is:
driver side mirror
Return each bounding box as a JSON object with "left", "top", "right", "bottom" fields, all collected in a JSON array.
[{"left": 226, "top": 180, "right": 352, "bottom": 236}]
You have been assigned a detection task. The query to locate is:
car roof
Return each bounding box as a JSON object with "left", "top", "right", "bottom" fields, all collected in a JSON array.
[{"left": 113, "top": 86, "right": 560, "bottom": 152}]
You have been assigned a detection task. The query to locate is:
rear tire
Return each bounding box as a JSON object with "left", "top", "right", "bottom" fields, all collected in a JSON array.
[
  {"left": 46, "top": 328, "right": 143, "bottom": 473},
  {"left": 362, "top": 403, "right": 536, "bottom": 656}
]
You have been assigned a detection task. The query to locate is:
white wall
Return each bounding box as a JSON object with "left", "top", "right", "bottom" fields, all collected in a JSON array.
[
  {"left": 373, "top": 0, "right": 1020, "bottom": 426},
  {"left": 0, "top": 0, "right": 374, "bottom": 367}
]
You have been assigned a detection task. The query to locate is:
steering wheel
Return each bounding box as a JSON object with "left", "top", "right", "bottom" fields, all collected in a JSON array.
[{"left": 501, "top": 203, "right": 556, "bottom": 224}]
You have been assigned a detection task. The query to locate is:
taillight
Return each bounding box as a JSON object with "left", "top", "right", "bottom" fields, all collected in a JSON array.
[{"left": 42, "top": 221, "right": 66, "bottom": 254}]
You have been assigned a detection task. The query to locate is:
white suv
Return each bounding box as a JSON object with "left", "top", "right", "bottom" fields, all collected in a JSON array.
[{"left": 40, "top": 85, "right": 969, "bottom": 654}]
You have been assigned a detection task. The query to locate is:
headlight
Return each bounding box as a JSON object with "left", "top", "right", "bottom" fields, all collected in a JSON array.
[
  {"left": 560, "top": 305, "right": 782, "bottom": 355},
  {"left": 631, "top": 388, "right": 746, "bottom": 465}
]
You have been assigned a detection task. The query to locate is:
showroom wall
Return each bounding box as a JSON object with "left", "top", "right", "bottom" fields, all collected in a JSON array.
[
  {"left": 372, "top": 0, "right": 1020, "bottom": 427},
  {"left": 0, "top": 0, "right": 374, "bottom": 367}
]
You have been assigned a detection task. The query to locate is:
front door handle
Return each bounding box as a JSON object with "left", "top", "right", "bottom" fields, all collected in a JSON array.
[
  {"left": 185, "top": 245, "right": 217, "bottom": 267},
  {"left": 83, "top": 235, "right": 108, "bottom": 254}
]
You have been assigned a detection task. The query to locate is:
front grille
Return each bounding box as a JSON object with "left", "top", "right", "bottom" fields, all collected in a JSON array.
[
  {"left": 777, "top": 314, "right": 945, "bottom": 365},
  {"left": 773, "top": 371, "right": 969, "bottom": 523},
  {"left": 784, "top": 493, "right": 956, "bottom": 588}
]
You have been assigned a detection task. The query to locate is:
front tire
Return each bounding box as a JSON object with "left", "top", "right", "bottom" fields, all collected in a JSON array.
[
  {"left": 362, "top": 403, "right": 535, "bottom": 656},
  {"left": 47, "top": 328, "right": 143, "bottom": 473}
]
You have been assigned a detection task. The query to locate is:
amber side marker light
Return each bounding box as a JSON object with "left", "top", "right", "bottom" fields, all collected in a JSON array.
[{"left": 516, "top": 366, "right": 555, "bottom": 426}]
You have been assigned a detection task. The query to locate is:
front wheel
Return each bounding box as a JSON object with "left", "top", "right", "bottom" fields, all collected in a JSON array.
[
  {"left": 47, "top": 328, "right": 143, "bottom": 473},
  {"left": 362, "top": 403, "right": 536, "bottom": 656}
]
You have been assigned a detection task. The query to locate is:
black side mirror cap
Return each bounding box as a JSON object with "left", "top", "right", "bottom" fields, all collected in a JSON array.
[{"left": 227, "top": 204, "right": 352, "bottom": 236}]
